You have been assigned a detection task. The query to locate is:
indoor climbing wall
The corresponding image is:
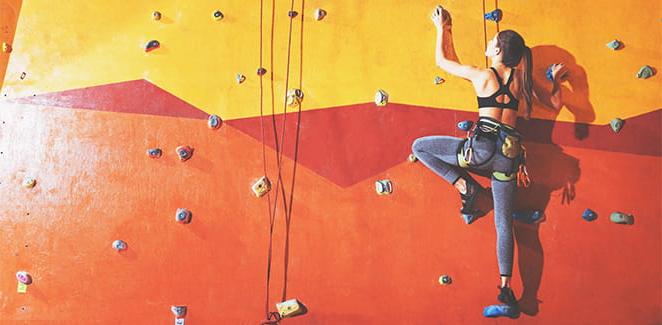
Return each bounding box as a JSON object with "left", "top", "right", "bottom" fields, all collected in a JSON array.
[{"left": 1, "top": 0, "right": 660, "bottom": 324}]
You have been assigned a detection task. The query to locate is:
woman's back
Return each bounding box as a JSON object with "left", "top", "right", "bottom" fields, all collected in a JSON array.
[{"left": 473, "top": 67, "right": 521, "bottom": 128}]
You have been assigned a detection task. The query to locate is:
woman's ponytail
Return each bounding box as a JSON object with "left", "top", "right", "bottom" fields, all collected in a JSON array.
[{"left": 520, "top": 46, "right": 533, "bottom": 119}]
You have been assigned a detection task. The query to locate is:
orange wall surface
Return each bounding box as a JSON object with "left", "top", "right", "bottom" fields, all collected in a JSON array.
[{"left": 1, "top": 0, "right": 660, "bottom": 324}]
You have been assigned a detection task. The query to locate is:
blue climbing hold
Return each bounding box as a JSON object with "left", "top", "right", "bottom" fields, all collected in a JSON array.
[
  {"left": 483, "top": 304, "right": 519, "bottom": 318},
  {"left": 147, "top": 148, "right": 162, "bottom": 158},
  {"left": 145, "top": 40, "right": 160, "bottom": 53},
  {"left": 582, "top": 208, "right": 597, "bottom": 222},
  {"left": 457, "top": 120, "right": 473, "bottom": 131},
  {"left": 512, "top": 210, "right": 543, "bottom": 224},
  {"left": 208, "top": 114, "right": 222, "bottom": 129},
  {"left": 546, "top": 64, "right": 555, "bottom": 81},
  {"left": 462, "top": 214, "right": 476, "bottom": 225},
  {"left": 484, "top": 9, "right": 502, "bottom": 22}
]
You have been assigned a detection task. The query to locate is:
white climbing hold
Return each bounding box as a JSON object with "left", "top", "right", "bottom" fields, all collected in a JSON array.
[
  {"left": 286, "top": 89, "right": 304, "bottom": 107},
  {"left": 434, "top": 76, "right": 445, "bottom": 85},
  {"left": 375, "top": 89, "right": 389, "bottom": 107},
  {"left": 408, "top": 153, "right": 418, "bottom": 162},
  {"left": 236, "top": 74, "right": 246, "bottom": 84},
  {"left": 375, "top": 179, "right": 393, "bottom": 195},
  {"left": 276, "top": 299, "right": 307, "bottom": 318},
  {"left": 22, "top": 176, "right": 36, "bottom": 189},
  {"left": 252, "top": 176, "right": 271, "bottom": 198}
]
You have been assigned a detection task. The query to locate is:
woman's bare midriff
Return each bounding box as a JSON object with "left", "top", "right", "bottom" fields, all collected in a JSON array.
[{"left": 479, "top": 107, "right": 518, "bottom": 128}]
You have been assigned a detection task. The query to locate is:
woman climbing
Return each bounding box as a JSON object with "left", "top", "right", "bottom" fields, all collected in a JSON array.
[{"left": 411, "top": 5, "right": 566, "bottom": 318}]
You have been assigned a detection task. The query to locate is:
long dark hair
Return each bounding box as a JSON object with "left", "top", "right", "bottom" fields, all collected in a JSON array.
[{"left": 497, "top": 30, "right": 533, "bottom": 119}]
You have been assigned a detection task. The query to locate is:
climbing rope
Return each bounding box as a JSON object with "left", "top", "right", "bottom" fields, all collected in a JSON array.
[{"left": 482, "top": 0, "right": 488, "bottom": 68}]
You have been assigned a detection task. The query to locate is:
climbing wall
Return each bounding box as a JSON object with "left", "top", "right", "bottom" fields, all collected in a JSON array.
[{"left": 1, "top": 0, "right": 660, "bottom": 324}]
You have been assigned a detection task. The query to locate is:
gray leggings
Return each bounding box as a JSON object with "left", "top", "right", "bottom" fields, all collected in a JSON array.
[{"left": 412, "top": 133, "right": 516, "bottom": 277}]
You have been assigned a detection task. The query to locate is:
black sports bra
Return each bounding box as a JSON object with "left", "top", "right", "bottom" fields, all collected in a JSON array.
[{"left": 477, "top": 67, "right": 519, "bottom": 110}]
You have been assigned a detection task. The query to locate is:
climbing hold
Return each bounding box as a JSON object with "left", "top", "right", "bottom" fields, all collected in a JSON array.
[
  {"left": 276, "top": 299, "right": 307, "bottom": 318},
  {"left": 175, "top": 208, "right": 192, "bottom": 224},
  {"left": 112, "top": 240, "right": 128, "bottom": 252},
  {"left": 606, "top": 39, "right": 622, "bottom": 50},
  {"left": 252, "top": 176, "right": 272, "bottom": 198},
  {"left": 636, "top": 65, "right": 654, "bottom": 79},
  {"left": 147, "top": 148, "right": 162, "bottom": 158},
  {"left": 314, "top": 8, "right": 327, "bottom": 21},
  {"left": 208, "top": 114, "right": 222, "bottom": 129},
  {"left": 610, "top": 118, "right": 624, "bottom": 133},
  {"left": 375, "top": 180, "right": 393, "bottom": 195},
  {"left": 286, "top": 89, "right": 304, "bottom": 107},
  {"left": 152, "top": 11, "right": 162, "bottom": 21},
  {"left": 546, "top": 64, "right": 556, "bottom": 81},
  {"left": 483, "top": 304, "right": 519, "bottom": 318},
  {"left": 484, "top": 9, "right": 503, "bottom": 22},
  {"left": 288, "top": 11, "right": 298, "bottom": 18},
  {"left": 438, "top": 274, "right": 452, "bottom": 285},
  {"left": 145, "top": 40, "right": 160, "bottom": 53},
  {"left": 610, "top": 212, "right": 634, "bottom": 225},
  {"left": 434, "top": 76, "right": 445, "bottom": 85},
  {"left": 22, "top": 176, "right": 36, "bottom": 189},
  {"left": 176, "top": 146, "right": 193, "bottom": 162},
  {"left": 20, "top": 72, "right": 26, "bottom": 80},
  {"left": 16, "top": 271, "right": 32, "bottom": 285},
  {"left": 512, "top": 210, "right": 544, "bottom": 224},
  {"left": 257, "top": 67, "right": 267, "bottom": 76},
  {"left": 171, "top": 305, "right": 187, "bottom": 318},
  {"left": 236, "top": 73, "right": 246, "bottom": 84},
  {"left": 408, "top": 153, "right": 418, "bottom": 163},
  {"left": 457, "top": 120, "right": 473, "bottom": 131},
  {"left": 2, "top": 42, "right": 11, "bottom": 53},
  {"left": 375, "top": 89, "right": 389, "bottom": 107},
  {"left": 213, "top": 10, "right": 224, "bottom": 21},
  {"left": 582, "top": 208, "right": 597, "bottom": 222}
]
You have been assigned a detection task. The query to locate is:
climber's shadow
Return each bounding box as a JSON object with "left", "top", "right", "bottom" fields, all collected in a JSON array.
[{"left": 509, "top": 45, "right": 592, "bottom": 316}]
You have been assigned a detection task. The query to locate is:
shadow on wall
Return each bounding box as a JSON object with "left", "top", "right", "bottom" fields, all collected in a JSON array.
[
  {"left": 510, "top": 45, "right": 592, "bottom": 316},
  {"left": 0, "top": 0, "right": 23, "bottom": 90}
]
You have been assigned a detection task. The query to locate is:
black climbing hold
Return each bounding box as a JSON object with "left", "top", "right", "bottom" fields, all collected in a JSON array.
[
  {"left": 213, "top": 10, "right": 224, "bottom": 20},
  {"left": 582, "top": 208, "right": 597, "bottom": 222},
  {"left": 20, "top": 72, "right": 26, "bottom": 80},
  {"left": 176, "top": 146, "right": 193, "bottom": 161},
  {"left": 257, "top": 67, "right": 267, "bottom": 76},
  {"left": 288, "top": 11, "right": 298, "bottom": 18},
  {"left": 457, "top": 120, "right": 473, "bottom": 131},
  {"left": 145, "top": 40, "right": 160, "bottom": 53},
  {"left": 484, "top": 9, "right": 502, "bottom": 22},
  {"left": 147, "top": 148, "right": 162, "bottom": 158}
]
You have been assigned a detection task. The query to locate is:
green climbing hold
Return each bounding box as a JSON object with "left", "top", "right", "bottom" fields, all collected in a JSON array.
[
  {"left": 606, "top": 39, "right": 622, "bottom": 50},
  {"left": 609, "top": 118, "right": 624, "bottom": 133},
  {"left": 636, "top": 65, "right": 654, "bottom": 79},
  {"left": 610, "top": 212, "right": 634, "bottom": 225}
]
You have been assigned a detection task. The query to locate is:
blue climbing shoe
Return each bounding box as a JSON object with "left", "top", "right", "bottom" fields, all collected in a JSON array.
[{"left": 483, "top": 304, "right": 519, "bottom": 318}]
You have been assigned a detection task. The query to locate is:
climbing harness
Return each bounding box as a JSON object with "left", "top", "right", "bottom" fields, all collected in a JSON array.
[{"left": 457, "top": 117, "right": 531, "bottom": 187}]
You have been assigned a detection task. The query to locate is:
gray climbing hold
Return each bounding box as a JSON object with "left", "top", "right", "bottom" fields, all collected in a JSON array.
[
  {"left": 636, "top": 65, "right": 654, "bottom": 79},
  {"left": 175, "top": 208, "right": 192, "bottom": 224},
  {"left": 176, "top": 146, "right": 193, "bottom": 161},
  {"left": 610, "top": 212, "right": 634, "bottom": 225},
  {"left": 112, "top": 240, "right": 128, "bottom": 251},
  {"left": 147, "top": 148, "right": 162, "bottom": 158},
  {"left": 208, "top": 115, "right": 222, "bottom": 129},
  {"left": 375, "top": 179, "right": 393, "bottom": 195},
  {"left": 171, "top": 305, "right": 187, "bottom": 318},
  {"left": 606, "top": 39, "right": 622, "bottom": 50},
  {"left": 610, "top": 118, "right": 624, "bottom": 133}
]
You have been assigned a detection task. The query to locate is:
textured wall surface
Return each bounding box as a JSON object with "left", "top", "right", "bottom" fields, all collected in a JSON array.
[{"left": 1, "top": 0, "right": 660, "bottom": 324}]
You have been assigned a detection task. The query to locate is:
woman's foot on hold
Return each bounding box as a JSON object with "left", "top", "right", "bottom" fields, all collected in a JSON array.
[
  {"left": 483, "top": 286, "right": 520, "bottom": 318},
  {"left": 458, "top": 179, "right": 483, "bottom": 224}
]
